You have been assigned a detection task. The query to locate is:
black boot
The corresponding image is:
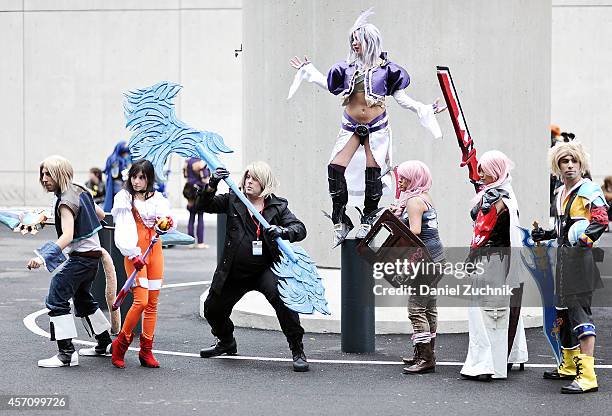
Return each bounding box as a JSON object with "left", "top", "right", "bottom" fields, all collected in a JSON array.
[
  {"left": 290, "top": 342, "right": 309, "bottom": 372},
  {"left": 38, "top": 339, "right": 78, "bottom": 368},
  {"left": 327, "top": 164, "right": 353, "bottom": 247},
  {"left": 58, "top": 339, "right": 76, "bottom": 362},
  {"left": 200, "top": 337, "right": 237, "bottom": 358},
  {"left": 356, "top": 167, "right": 383, "bottom": 238},
  {"left": 79, "top": 331, "right": 112, "bottom": 357}
]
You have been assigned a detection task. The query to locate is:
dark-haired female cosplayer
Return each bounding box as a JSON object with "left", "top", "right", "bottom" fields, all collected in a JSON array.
[{"left": 110, "top": 159, "right": 175, "bottom": 368}]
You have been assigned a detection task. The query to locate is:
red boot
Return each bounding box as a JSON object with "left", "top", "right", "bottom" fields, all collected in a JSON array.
[
  {"left": 138, "top": 334, "right": 160, "bottom": 368},
  {"left": 111, "top": 331, "right": 133, "bottom": 368}
]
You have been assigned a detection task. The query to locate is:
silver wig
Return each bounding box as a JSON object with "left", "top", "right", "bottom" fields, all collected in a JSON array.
[{"left": 346, "top": 8, "right": 383, "bottom": 69}]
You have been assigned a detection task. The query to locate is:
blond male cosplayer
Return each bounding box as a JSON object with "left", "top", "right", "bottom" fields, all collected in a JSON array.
[
  {"left": 27, "top": 156, "right": 113, "bottom": 368},
  {"left": 532, "top": 142, "right": 608, "bottom": 394}
]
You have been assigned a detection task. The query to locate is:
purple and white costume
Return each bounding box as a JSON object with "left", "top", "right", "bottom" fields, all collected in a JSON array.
[{"left": 288, "top": 53, "right": 442, "bottom": 206}]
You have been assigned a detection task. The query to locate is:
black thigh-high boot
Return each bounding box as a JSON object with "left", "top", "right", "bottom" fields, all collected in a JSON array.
[
  {"left": 328, "top": 164, "right": 353, "bottom": 247},
  {"left": 356, "top": 166, "right": 383, "bottom": 238}
]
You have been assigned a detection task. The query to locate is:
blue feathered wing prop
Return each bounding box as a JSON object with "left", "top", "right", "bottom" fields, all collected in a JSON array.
[
  {"left": 123, "top": 81, "right": 330, "bottom": 315},
  {"left": 124, "top": 81, "right": 232, "bottom": 181},
  {"left": 519, "top": 227, "right": 561, "bottom": 366}
]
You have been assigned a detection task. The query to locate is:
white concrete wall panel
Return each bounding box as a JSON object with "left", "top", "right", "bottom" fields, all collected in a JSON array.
[
  {"left": 0, "top": 11, "right": 24, "bottom": 205},
  {"left": 243, "top": 0, "right": 551, "bottom": 267},
  {"left": 0, "top": 1, "right": 242, "bottom": 208},
  {"left": 552, "top": 1, "right": 612, "bottom": 183},
  {"left": 0, "top": 0, "right": 21, "bottom": 11},
  {"left": 179, "top": 8, "right": 242, "bottom": 173},
  {"left": 24, "top": 1, "right": 180, "bottom": 11},
  {"left": 22, "top": 9, "right": 180, "bottom": 205}
]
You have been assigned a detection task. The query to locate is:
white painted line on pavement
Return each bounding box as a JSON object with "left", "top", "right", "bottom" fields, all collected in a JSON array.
[
  {"left": 162, "top": 280, "right": 211, "bottom": 289},
  {"left": 23, "top": 308, "right": 50, "bottom": 338},
  {"left": 23, "top": 296, "right": 612, "bottom": 370}
]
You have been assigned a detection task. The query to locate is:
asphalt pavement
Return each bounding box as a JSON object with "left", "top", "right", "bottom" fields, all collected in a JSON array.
[{"left": 1, "top": 224, "right": 611, "bottom": 416}]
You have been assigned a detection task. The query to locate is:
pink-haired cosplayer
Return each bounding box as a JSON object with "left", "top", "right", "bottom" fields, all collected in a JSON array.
[
  {"left": 460, "top": 150, "right": 528, "bottom": 381},
  {"left": 288, "top": 8, "right": 445, "bottom": 247},
  {"left": 392, "top": 161, "right": 444, "bottom": 375}
]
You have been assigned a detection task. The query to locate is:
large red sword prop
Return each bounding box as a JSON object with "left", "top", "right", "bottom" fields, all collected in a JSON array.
[{"left": 436, "top": 66, "right": 482, "bottom": 192}]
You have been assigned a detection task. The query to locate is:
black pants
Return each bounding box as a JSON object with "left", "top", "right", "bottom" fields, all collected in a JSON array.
[
  {"left": 204, "top": 268, "right": 305, "bottom": 348},
  {"left": 45, "top": 256, "right": 100, "bottom": 317},
  {"left": 557, "top": 293, "right": 595, "bottom": 348}
]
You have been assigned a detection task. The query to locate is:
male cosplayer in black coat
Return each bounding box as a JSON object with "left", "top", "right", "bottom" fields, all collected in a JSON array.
[{"left": 195, "top": 161, "right": 309, "bottom": 372}]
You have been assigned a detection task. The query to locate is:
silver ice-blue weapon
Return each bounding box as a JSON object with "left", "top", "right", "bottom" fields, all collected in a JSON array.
[{"left": 124, "top": 81, "right": 330, "bottom": 315}]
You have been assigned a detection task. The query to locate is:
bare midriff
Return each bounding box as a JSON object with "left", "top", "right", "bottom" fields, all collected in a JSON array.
[{"left": 345, "top": 92, "right": 385, "bottom": 124}]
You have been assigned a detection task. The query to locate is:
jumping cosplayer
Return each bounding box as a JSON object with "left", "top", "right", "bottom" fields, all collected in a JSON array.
[
  {"left": 27, "top": 155, "right": 113, "bottom": 368},
  {"left": 288, "top": 8, "right": 445, "bottom": 247}
]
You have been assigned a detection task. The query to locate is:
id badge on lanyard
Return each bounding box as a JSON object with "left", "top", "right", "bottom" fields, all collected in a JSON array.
[
  {"left": 251, "top": 211, "right": 263, "bottom": 256},
  {"left": 252, "top": 240, "right": 263, "bottom": 256}
]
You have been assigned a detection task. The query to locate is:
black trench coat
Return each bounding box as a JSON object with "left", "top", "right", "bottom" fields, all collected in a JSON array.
[{"left": 195, "top": 188, "right": 307, "bottom": 294}]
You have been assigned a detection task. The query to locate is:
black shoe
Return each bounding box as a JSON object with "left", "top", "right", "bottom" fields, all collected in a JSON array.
[
  {"left": 79, "top": 331, "right": 112, "bottom": 357},
  {"left": 200, "top": 338, "right": 237, "bottom": 358},
  {"left": 561, "top": 380, "right": 598, "bottom": 394},
  {"left": 508, "top": 362, "right": 525, "bottom": 372},
  {"left": 460, "top": 373, "right": 492, "bottom": 382},
  {"left": 543, "top": 369, "right": 575, "bottom": 380},
  {"left": 292, "top": 350, "right": 309, "bottom": 372}
]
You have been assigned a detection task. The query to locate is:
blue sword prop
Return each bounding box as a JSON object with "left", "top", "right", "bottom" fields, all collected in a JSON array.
[
  {"left": 123, "top": 81, "right": 330, "bottom": 315},
  {"left": 519, "top": 226, "right": 561, "bottom": 366}
]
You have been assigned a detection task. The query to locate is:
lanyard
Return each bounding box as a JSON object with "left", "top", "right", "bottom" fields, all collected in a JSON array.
[{"left": 249, "top": 209, "right": 264, "bottom": 240}]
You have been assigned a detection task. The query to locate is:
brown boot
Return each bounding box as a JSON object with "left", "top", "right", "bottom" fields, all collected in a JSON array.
[
  {"left": 403, "top": 342, "right": 435, "bottom": 374},
  {"left": 402, "top": 344, "right": 419, "bottom": 366},
  {"left": 430, "top": 337, "right": 436, "bottom": 361}
]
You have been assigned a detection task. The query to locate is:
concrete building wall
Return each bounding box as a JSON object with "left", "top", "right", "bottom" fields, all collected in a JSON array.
[
  {"left": 243, "top": 0, "right": 552, "bottom": 267},
  {"left": 552, "top": 0, "right": 612, "bottom": 184},
  {"left": 0, "top": 0, "right": 242, "bottom": 209}
]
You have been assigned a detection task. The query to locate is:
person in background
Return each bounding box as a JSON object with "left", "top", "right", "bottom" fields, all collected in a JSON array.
[
  {"left": 103, "top": 141, "right": 132, "bottom": 212},
  {"left": 602, "top": 176, "right": 612, "bottom": 228},
  {"left": 183, "top": 157, "right": 210, "bottom": 248},
  {"left": 84, "top": 167, "right": 106, "bottom": 206}
]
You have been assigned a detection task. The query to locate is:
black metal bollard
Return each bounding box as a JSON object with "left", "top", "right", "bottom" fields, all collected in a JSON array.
[
  {"left": 216, "top": 213, "right": 227, "bottom": 264},
  {"left": 341, "top": 238, "right": 375, "bottom": 353}
]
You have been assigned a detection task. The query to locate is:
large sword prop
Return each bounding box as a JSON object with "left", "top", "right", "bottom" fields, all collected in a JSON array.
[
  {"left": 436, "top": 66, "right": 481, "bottom": 192},
  {"left": 519, "top": 224, "right": 562, "bottom": 365},
  {"left": 121, "top": 81, "right": 330, "bottom": 315},
  {"left": 437, "top": 67, "right": 561, "bottom": 365}
]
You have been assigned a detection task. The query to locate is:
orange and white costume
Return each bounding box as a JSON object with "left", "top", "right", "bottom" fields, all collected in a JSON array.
[{"left": 110, "top": 189, "right": 174, "bottom": 367}]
